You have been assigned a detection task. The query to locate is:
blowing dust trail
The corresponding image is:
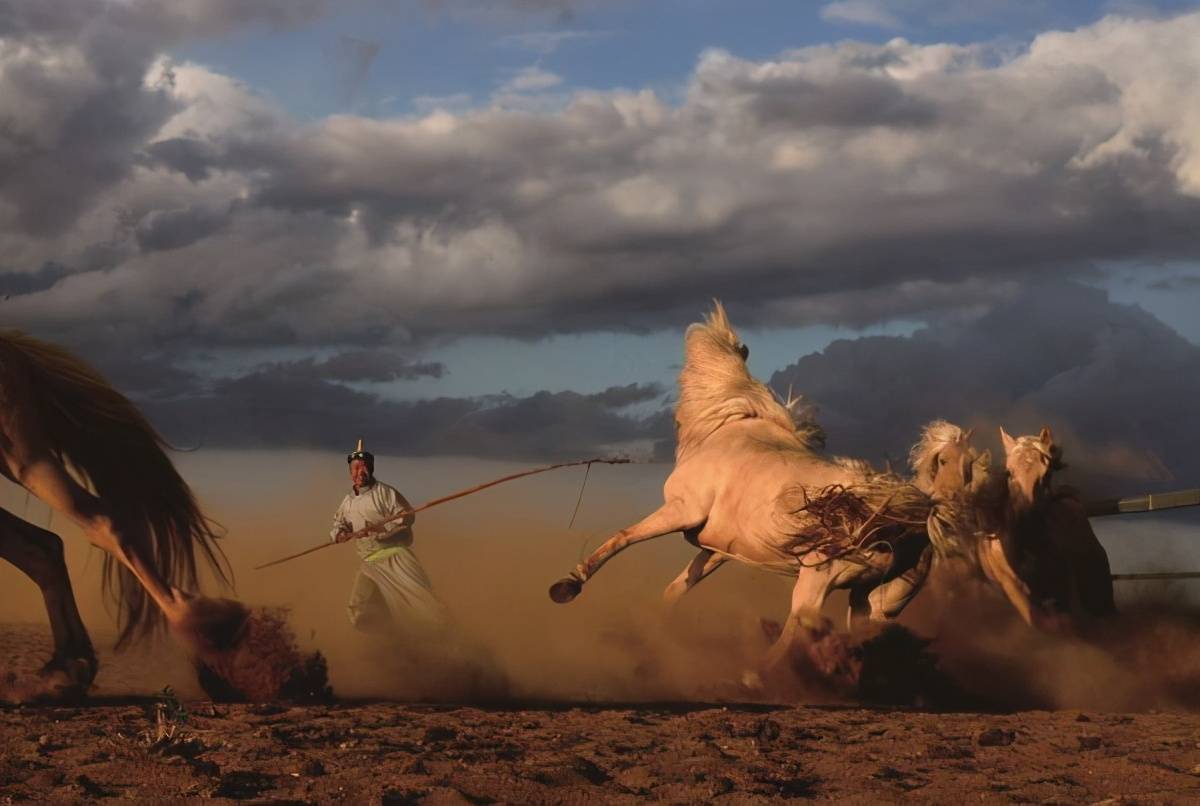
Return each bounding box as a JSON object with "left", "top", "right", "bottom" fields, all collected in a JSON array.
[{"left": 5, "top": 451, "right": 1200, "bottom": 710}]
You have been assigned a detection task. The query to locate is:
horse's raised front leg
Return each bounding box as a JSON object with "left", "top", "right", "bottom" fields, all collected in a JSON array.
[
  {"left": 978, "top": 537, "right": 1036, "bottom": 626},
  {"left": 662, "top": 548, "right": 727, "bottom": 608},
  {"left": 549, "top": 500, "right": 704, "bottom": 603},
  {"left": 0, "top": 429, "right": 186, "bottom": 624},
  {"left": 0, "top": 508, "right": 97, "bottom": 696}
]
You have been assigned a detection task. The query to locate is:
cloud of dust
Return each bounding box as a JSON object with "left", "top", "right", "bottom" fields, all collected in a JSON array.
[{"left": 4, "top": 449, "right": 1200, "bottom": 710}]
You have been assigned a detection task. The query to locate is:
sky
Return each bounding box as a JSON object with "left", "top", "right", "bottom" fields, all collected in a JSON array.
[{"left": 2, "top": 0, "right": 1200, "bottom": 488}]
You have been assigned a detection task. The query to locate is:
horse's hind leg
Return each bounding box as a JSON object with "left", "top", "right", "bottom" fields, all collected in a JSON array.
[
  {"left": 662, "top": 548, "right": 727, "bottom": 608},
  {"left": 847, "top": 544, "right": 934, "bottom": 628},
  {"left": 0, "top": 508, "right": 97, "bottom": 695},
  {"left": 549, "top": 500, "right": 704, "bottom": 603}
]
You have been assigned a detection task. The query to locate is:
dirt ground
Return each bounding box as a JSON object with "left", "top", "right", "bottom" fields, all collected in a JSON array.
[
  {"left": 3, "top": 698, "right": 1200, "bottom": 803},
  {"left": 5, "top": 620, "right": 1200, "bottom": 804}
]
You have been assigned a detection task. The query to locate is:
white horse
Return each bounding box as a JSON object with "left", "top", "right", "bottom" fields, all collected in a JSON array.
[{"left": 548, "top": 302, "right": 947, "bottom": 674}]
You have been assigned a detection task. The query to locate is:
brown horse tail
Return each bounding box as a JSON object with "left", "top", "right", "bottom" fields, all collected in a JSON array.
[{"left": 1, "top": 330, "right": 232, "bottom": 648}]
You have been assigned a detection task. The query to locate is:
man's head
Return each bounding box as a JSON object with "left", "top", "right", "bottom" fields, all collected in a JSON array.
[{"left": 347, "top": 438, "right": 375, "bottom": 488}]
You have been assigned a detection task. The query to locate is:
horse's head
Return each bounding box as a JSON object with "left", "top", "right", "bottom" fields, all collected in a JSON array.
[
  {"left": 910, "top": 421, "right": 984, "bottom": 499},
  {"left": 999, "top": 426, "right": 1063, "bottom": 511}
]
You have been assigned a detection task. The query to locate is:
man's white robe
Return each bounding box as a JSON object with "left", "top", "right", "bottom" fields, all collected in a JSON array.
[{"left": 330, "top": 480, "right": 449, "bottom": 632}]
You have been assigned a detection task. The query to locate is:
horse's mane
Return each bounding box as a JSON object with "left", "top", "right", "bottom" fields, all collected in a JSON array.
[
  {"left": 909, "top": 420, "right": 970, "bottom": 492},
  {"left": 0, "top": 330, "right": 231, "bottom": 648},
  {"left": 674, "top": 301, "right": 818, "bottom": 457}
]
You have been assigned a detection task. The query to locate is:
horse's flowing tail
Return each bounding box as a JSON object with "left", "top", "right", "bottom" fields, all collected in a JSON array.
[{"left": 2, "top": 331, "right": 231, "bottom": 648}]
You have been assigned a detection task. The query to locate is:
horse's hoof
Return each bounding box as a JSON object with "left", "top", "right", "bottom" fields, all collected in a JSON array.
[
  {"left": 549, "top": 577, "right": 583, "bottom": 604},
  {"left": 40, "top": 656, "right": 98, "bottom": 691}
]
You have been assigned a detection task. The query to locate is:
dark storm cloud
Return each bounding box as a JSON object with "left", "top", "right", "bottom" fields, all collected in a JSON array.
[
  {"left": 0, "top": 263, "right": 70, "bottom": 297},
  {"left": 258, "top": 351, "right": 447, "bottom": 383},
  {"left": 141, "top": 375, "right": 667, "bottom": 461},
  {"left": 96, "top": 280, "right": 1198, "bottom": 487},
  {"left": 135, "top": 205, "right": 232, "bottom": 252},
  {"left": 769, "top": 281, "right": 1200, "bottom": 494}
]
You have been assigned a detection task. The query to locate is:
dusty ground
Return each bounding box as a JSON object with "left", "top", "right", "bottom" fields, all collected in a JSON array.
[
  {"left": 3, "top": 698, "right": 1200, "bottom": 803},
  {"left": 5, "top": 621, "right": 1200, "bottom": 805}
]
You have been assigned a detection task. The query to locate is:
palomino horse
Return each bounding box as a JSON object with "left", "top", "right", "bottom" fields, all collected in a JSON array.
[
  {"left": 919, "top": 425, "right": 1116, "bottom": 628},
  {"left": 987, "top": 427, "right": 1116, "bottom": 625},
  {"left": 547, "top": 303, "right": 947, "bottom": 673},
  {"left": 845, "top": 420, "right": 990, "bottom": 625},
  {"left": 0, "top": 330, "right": 234, "bottom": 697}
]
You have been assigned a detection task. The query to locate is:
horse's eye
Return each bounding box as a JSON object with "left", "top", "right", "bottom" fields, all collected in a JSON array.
[{"left": 737, "top": 343, "right": 749, "bottom": 361}]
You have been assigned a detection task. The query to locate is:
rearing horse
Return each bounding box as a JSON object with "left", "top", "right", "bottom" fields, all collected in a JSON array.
[
  {"left": 548, "top": 303, "right": 946, "bottom": 673},
  {"left": 0, "top": 330, "right": 233, "bottom": 696}
]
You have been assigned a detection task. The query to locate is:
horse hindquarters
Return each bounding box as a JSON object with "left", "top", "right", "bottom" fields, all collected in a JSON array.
[{"left": 1050, "top": 502, "right": 1116, "bottom": 618}]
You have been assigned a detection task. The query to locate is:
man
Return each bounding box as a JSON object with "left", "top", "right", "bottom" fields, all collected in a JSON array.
[{"left": 331, "top": 440, "right": 450, "bottom": 634}]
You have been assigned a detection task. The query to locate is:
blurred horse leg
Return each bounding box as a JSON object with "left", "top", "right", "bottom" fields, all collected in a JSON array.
[
  {"left": 0, "top": 403, "right": 185, "bottom": 622},
  {"left": 762, "top": 564, "right": 838, "bottom": 674},
  {"left": 0, "top": 507, "right": 97, "bottom": 693},
  {"left": 662, "top": 548, "right": 727, "bottom": 608}
]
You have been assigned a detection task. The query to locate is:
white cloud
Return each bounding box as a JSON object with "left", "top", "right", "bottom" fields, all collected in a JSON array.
[
  {"left": 4, "top": 8, "right": 1200, "bottom": 354},
  {"left": 820, "top": 0, "right": 903, "bottom": 28},
  {"left": 498, "top": 29, "right": 610, "bottom": 55},
  {"left": 501, "top": 65, "right": 564, "bottom": 93}
]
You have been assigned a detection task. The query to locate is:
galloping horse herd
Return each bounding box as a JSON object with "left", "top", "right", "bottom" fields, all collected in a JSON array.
[
  {"left": 548, "top": 303, "right": 1119, "bottom": 685},
  {"left": 0, "top": 303, "right": 1144, "bottom": 701}
]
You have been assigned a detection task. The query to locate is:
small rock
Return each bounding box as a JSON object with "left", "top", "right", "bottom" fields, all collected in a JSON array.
[
  {"left": 423, "top": 725, "right": 457, "bottom": 743},
  {"left": 1076, "top": 713, "right": 1092, "bottom": 722},
  {"left": 710, "top": 776, "right": 735, "bottom": 797},
  {"left": 301, "top": 759, "right": 325, "bottom": 777},
  {"left": 1078, "top": 735, "right": 1102, "bottom": 751},
  {"left": 756, "top": 718, "right": 781, "bottom": 745},
  {"left": 976, "top": 728, "right": 1016, "bottom": 747}
]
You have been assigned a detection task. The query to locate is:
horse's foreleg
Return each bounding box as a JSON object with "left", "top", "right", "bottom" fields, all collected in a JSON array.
[
  {"left": 662, "top": 548, "right": 727, "bottom": 608},
  {"left": 549, "top": 500, "right": 703, "bottom": 603},
  {"left": 762, "top": 566, "right": 836, "bottom": 674},
  {"left": 0, "top": 508, "right": 97, "bottom": 693},
  {"left": 849, "top": 544, "right": 934, "bottom": 628},
  {"left": 978, "top": 538, "right": 1036, "bottom": 626},
  {"left": 1, "top": 442, "right": 185, "bottom": 622}
]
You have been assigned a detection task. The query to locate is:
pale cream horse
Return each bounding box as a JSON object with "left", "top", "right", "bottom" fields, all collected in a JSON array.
[
  {"left": 548, "top": 303, "right": 944, "bottom": 672},
  {"left": 906, "top": 424, "right": 1116, "bottom": 629},
  {"left": 844, "top": 420, "right": 991, "bottom": 624},
  {"left": 0, "top": 330, "right": 237, "bottom": 697}
]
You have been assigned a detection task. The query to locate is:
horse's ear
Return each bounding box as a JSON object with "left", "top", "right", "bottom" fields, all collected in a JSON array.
[
  {"left": 1038, "top": 426, "right": 1054, "bottom": 446},
  {"left": 999, "top": 427, "right": 1017, "bottom": 455},
  {"left": 960, "top": 427, "right": 974, "bottom": 444},
  {"left": 975, "top": 448, "right": 992, "bottom": 468}
]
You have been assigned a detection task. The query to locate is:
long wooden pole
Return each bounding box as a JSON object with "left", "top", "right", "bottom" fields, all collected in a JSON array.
[{"left": 254, "top": 457, "right": 631, "bottom": 571}]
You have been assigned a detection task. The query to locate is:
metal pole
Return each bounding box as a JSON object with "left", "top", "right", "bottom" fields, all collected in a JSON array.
[
  {"left": 1111, "top": 571, "right": 1200, "bottom": 582},
  {"left": 1087, "top": 488, "right": 1200, "bottom": 517}
]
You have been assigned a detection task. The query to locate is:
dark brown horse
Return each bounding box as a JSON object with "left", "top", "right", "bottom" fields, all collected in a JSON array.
[{"left": 0, "top": 330, "right": 234, "bottom": 698}]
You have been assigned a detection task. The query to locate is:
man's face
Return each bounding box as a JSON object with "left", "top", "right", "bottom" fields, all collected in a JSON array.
[{"left": 349, "top": 458, "right": 372, "bottom": 488}]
